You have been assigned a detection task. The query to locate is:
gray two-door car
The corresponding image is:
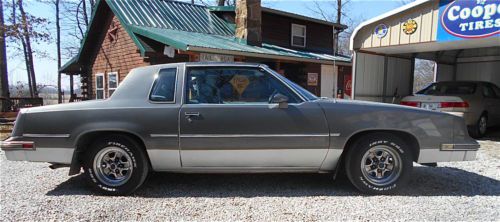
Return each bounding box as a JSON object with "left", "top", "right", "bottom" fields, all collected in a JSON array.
[{"left": 1, "top": 62, "right": 479, "bottom": 195}]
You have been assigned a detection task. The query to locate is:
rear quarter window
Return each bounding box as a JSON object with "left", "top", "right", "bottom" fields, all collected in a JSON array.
[
  {"left": 149, "top": 68, "right": 177, "bottom": 102},
  {"left": 417, "top": 82, "right": 476, "bottom": 95}
]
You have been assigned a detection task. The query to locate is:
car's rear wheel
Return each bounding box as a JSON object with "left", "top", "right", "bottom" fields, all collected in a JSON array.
[
  {"left": 83, "top": 134, "right": 149, "bottom": 195},
  {"left": 345, "top": 133, "right": 413, "bottom": 195},
  {"left": 470, "top": 114, "right": 487, "bottom": 138}
]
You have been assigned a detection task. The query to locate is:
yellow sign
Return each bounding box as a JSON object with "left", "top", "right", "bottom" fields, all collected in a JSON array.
[
  {"left": 307, "top": 73, "right": 318, "bottom": 86},
  {"left": 230, "top": 75, "right": 250, "bottom": 95},
  {"left": 403, "top": 19, "right": 418, "bottom": 35}
]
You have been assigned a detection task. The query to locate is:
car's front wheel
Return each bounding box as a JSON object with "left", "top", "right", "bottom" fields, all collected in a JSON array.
[
  {"left": 83, "top": 134, "right": 149, "bottom": 195},
  {"left": 345, "top": 133, "right": 413, "bottom": 195}
]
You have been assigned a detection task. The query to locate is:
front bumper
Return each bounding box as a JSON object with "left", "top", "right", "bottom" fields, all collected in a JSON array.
[
  {"left": 1, "top": 137, "right": 74, "bottom": 164},
  {"left": 418, "top": 143, "right": 479, "bottom": 163}
]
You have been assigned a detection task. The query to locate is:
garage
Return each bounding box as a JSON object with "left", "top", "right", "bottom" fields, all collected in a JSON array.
[{"left": 350, "top": 0, "right": 500, "bottom": 136}]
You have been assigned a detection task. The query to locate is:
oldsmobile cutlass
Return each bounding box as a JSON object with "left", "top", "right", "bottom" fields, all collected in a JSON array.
[{"left": 1, "top": 63, "right": 479, "bottom": 195}]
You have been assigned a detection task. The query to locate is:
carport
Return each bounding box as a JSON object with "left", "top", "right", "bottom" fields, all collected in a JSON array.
[{"left": 349, "top": 0, "right": 500, "bottom": 103}]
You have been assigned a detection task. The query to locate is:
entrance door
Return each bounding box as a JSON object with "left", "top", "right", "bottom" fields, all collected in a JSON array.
[
  {"left": 337, "top": 66, "right": 353, "bottom": 99},
  {"left": 320, "top": 65, "right": 336, "bottom": 98},
  {"left": 179, "top": 66, "right": 329, "bottom": 168}
]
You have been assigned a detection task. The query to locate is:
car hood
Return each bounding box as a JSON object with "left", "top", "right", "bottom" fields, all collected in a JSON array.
[{"left": 316, "top": 98, "right": 449, "bottom": 116}]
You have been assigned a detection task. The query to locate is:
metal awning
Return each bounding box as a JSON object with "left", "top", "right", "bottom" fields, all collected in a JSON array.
[{"left": 131, "top": 26, "right": 351, "bottom": 65}]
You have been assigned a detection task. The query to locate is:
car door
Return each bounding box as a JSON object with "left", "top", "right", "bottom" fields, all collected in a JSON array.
[{"left": 179, "top": 66, "right": 329, "bottom": 168}]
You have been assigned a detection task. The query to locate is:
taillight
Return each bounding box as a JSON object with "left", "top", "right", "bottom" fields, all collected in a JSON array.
[
  {"left": 440, "top": 101, "right": 469, "bottom": 108},
  {"left": 400, "top": 101, "right": 420, "bottom": 107},
  {"left": 0, "top": 140, "right": 35, "bottom": 150}
]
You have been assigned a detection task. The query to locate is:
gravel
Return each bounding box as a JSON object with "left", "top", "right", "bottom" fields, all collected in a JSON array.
[{"left": 1, "top": 139, "right": 499, "bottom": 221}]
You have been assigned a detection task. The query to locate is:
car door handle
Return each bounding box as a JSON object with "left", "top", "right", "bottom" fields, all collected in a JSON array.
[{"left": 184, "top": 112, "right": 200, "bottom": 117}]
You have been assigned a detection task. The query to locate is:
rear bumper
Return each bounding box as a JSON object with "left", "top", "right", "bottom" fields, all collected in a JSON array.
[
  {"left": 1, "top": 137, "right": 74, "bottom": 164},
  {"left": 418, "top": 143, "right": 479, "bottom": 163}
]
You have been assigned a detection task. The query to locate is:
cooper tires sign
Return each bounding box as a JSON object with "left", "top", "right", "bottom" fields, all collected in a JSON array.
[{"left": 438, "top": 0, "right": 500, "bottom": 41}]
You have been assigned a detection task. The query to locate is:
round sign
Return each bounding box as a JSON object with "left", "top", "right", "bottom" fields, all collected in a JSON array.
[
  {"left": 374, "top": 24, "right": 388, "bottom": 38},
  {"left": 440, "top": 0, "right": 500, "bottom": 39},
  {"left": 403, "top": 19, "right": 418, "bottom": 35}
]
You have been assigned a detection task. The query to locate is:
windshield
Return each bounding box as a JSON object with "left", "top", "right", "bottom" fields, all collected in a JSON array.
[
  {"left": 263, "top": 66, "right": 319, "bottom": 101},
  {"left": 417, "top": 82, "right": 477, "bottom": 95}
]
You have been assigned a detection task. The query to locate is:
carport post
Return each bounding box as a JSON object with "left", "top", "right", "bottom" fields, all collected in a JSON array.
[
  {"left": 409, "top": 55, "right": 416, "bottom": 95},
  {"left": 382, "top": 56, "right": 388, "bottom": 103},
  {"left": 351, "top": 51, "right": 357, "bottom": 100}
]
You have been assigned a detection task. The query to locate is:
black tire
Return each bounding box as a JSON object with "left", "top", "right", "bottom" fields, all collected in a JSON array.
[
  {"left": 345, "top": 133, "right": 413, "bottom": 195},
  {"left": 469, "top": 114, "right": 487, "bottom": 139},
  {"left": 83, "top": 134, "right": 149, "bottom": 196}
]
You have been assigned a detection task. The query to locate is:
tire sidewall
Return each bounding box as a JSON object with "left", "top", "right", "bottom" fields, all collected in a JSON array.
[
  {"left": 478, "top": 115, "right": 487, "bottom": 137},
  {"left": 84, "top": 135, "right": 148, "bottom": 195},
  {"left": 470, "top": 115, "right": 487, "bottom": 139},
  {"left": 346, "top": 134, "right": 413, "bottom": 194}
]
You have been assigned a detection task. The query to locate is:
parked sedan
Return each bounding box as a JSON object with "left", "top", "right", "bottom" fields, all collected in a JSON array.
[
  {"left": 1, "top": 63, "right": 479, "bottom": 195},
  {"left": 401, "top": 81, "right": 500, "bottom": 138}
]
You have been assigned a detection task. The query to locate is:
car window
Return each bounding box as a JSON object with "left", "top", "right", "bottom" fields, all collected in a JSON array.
[
  {"left": 149, "top": 68, "right": 177, "bottom": 102},
  {"left": 492, "top": 84, "right": 500, "bottom": 98},
  {"left": 417, "top": 82, "right": 476, "bottom": 95},
  {"left": 186, "top": 67, "right": 301, "bottom": 104},
  {"left": 265, "top": 67, "right": 318, "bottom": 101},
  {"left": 483, "top": 85, "right": 497, "bottom": 98}
]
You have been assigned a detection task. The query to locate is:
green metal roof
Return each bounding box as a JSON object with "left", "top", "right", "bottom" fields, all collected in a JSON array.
[
  {"left": 108, "top": 0, "right": 234, "bottom": 36},
  {"left": 130, "top": 26, "right": 351, "bottom": 64},
  {"left": 60, "top": 0, "right": 350, "bottom": 73}
]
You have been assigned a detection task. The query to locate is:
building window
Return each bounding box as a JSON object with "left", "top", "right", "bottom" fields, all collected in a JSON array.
[
  {"left": 95, "top": 73, "right": 104, "bottom": 99},
  {"left": 291, "top": 24, "right": 306, "bottom": 47},
  {"left": 107, "top": 72, "right": 119, "bottom": 97}
]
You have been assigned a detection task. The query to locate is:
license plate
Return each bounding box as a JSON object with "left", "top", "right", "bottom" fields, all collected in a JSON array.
[{"left": 421, "top": 102, "right": 439, "bottom": 111}]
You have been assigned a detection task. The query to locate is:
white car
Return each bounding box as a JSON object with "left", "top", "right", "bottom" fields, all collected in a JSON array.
[{"left": 401, "top": 81, "right": 500, "bottom": 138}]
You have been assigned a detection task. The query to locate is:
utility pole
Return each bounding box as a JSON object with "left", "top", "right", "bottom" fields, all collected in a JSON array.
[
  {"left": 0, "top": 0, "right": 10, "bottom": 112},
  {"left": 333, "top": 0, "right": 342, "bottom": 55}
]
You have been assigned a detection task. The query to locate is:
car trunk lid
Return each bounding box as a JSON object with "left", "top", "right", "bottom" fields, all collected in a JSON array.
[{"left": 400, "top": 95, "right": 469, "bottom": 112}]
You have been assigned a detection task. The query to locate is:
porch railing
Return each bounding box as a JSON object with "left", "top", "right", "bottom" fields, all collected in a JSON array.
[{"left": 0, "top": 97, "right": 44, "bottom": 112}]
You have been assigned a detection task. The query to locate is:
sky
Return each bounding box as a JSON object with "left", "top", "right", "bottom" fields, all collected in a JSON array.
[{"left": 5, "top": 0, "right": 404, "bottom": 90}]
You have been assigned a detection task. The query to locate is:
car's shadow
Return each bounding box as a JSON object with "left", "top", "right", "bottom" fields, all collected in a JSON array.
[
  {"left": 46, "top": 166, "right": 500, "bottom": 197},
  {"left": 482, "top": 126, "right": 500, "bottom": 142}
]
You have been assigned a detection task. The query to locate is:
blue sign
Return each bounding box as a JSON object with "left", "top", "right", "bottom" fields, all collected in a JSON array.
[
  {"left": 374, "top": 24, "right": 389, "bottom": 38},
  {"left": 437, "top": 0, "right": 500, "bottom": 41}
]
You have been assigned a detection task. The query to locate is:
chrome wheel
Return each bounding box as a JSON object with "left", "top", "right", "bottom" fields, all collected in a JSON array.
[
  {"left": 361, "top": 145, "right": 402, "bottom": 186},
  {"left": 479, "top": 116, "right": 487, "bottom": 135},
  {"left": 93, "top": 147, "right": 133, "bottom": 187}
]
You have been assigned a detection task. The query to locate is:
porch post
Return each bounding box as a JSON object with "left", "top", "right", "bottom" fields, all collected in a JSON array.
[{"left": 70, "top": 74, "right": 74, "bottom": 96}]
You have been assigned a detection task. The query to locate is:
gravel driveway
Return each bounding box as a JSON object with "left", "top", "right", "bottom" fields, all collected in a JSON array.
[{"left": 1, "top": 139, "right": 499, "bottom": 221}]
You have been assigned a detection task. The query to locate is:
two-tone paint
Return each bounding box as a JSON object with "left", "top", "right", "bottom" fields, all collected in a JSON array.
[{"left": 1, "top": 63, "right": 479, "bottom": 174}]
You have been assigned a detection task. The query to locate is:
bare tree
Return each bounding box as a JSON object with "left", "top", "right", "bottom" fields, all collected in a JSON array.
[
  {"left": 60, "top": 0, "right": 94, "bottom": 58},
  {"left": 55, "top": 0, "right": 62, "bottom": 103},
  {"left": 413, "top": 59, "right": 435, "bottom": 92},
  {"left": 18, "top": 0, "right": 38, "bottom": 97},
  {"left": 4, "top": 0, "right": 50, "bottom": 98},
  {"left": 0, "top": 0, "right": 10, "bottom": 111},
  {"left": 399, "top": 0, "right": 415, "bottom": 6},
  {"left": 307, "top": 0, "right": 357, "bottom": 55}
]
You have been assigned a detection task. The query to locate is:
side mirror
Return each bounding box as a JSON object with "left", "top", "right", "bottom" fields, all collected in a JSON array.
[{"left": 271, "top": 93, "right": 289, "bottom": 109}]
